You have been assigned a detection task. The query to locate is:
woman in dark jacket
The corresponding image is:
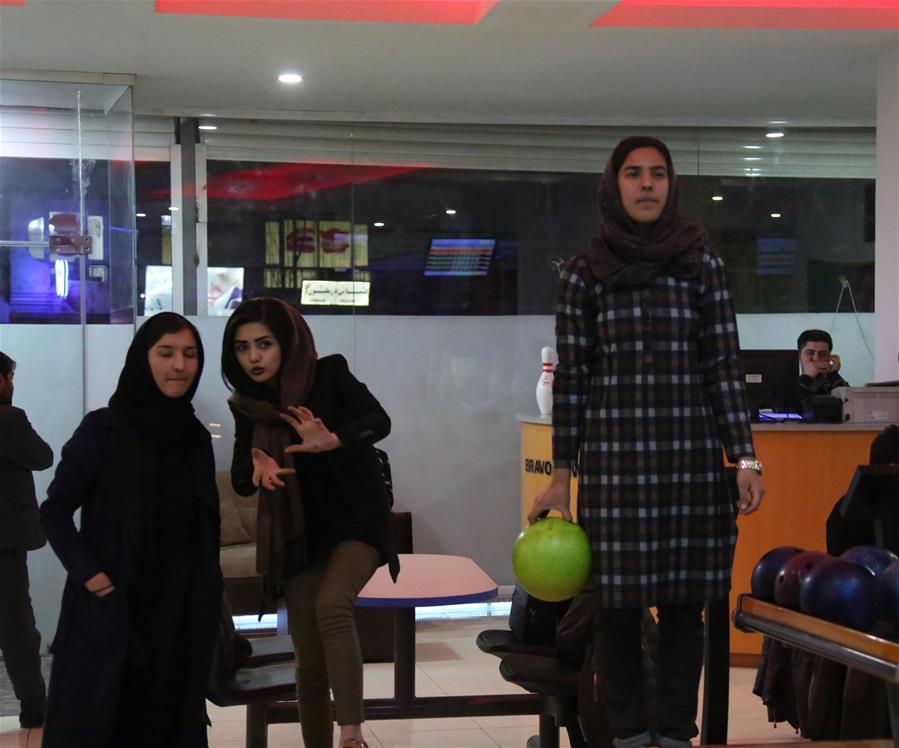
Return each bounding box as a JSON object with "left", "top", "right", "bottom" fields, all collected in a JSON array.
[
  {"left": 222, "top": 297, "right": 397, "bottom": 748},
  {"left": 40, "top": 313, "right": 222, "bottom": 748}
]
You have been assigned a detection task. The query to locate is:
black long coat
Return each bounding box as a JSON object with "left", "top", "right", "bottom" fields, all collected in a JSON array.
[
  {"left": 231, "top": 354, "right": 399, "bottom": 580},
  {"left": 0, "top": 404, "right": 53, "bottom": 551},
  {"left": 39, "top": 408, "right": 222, "bottom": 748}
]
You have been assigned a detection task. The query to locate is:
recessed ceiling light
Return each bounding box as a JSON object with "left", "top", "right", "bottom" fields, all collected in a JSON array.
[
  {"left": 743, "top": 145, "right": 762, "bottom": 150},
  {"left": 198, "top": 124, "right": 218, "bottom": 131},
  {"left": 769, "top": 120, "right": 787, "bottom": 125},
  {"left": 766, "top": 131, "right": 785, "bottom": 139},
  {"left": 770, "top": 212, "right": 782, "bottom": 218},
  {"left": 373, "top": 221, "right": 385, "bottom": 228},
  {"left": 743, "top": 157, "right": 761, "bottom": 161},
  {"left": 169, "top": 206, "right": 179, "bottom": 211},
  {"left": 278, "top": 72, "right": 303, "bottom": 84},
  {"left": 136, "top": 212, "right": 147, "bottom": 218},
  {"left": 445, "top": 209, "right": 457, "bottom": 215},
  {"left": 711, "top": 196, "right": 724, "bottom": 202}
]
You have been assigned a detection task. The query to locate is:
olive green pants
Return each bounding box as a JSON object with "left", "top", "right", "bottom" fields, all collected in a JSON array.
[{"left": 283, "top": 541, "right": 380, "bottom": 748}]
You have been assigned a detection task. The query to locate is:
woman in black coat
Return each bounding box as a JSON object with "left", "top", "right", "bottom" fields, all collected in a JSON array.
[
  {"left": 221, "top": 297, "right": 397, "bottom": 748},
  {"left": 40, "top": 313, "right": 222, "bottom": 748}
]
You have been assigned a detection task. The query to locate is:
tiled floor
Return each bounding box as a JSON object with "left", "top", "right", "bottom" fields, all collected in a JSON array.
[{"left": 1, "top": 617, "right": 811, "bottom": 748}]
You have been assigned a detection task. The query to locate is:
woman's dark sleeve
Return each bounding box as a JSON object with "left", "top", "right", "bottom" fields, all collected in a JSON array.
[
  {"left": 39, "top": 418, "right": 106, "bottom": 585},
  {"left": 229, "top": 406, "right": 257, "bottom": 496},
  {"left": 329, "top": 355, "right": 391, "bottom": 448}
]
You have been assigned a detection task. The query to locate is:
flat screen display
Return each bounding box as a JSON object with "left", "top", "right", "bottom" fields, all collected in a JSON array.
[
  {"left": 740, "top": 349, "right": 801, "bottom": 420},
  {"left": 423, "top": 238, "right": 495, "bottom": 277}
]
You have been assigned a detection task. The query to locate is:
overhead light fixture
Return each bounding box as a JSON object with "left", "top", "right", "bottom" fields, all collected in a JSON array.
[
  {"left": 136, "top": 212, "right": 147, "bottom": 218},
  {"left": 743, "top": 145, "right": 762, "bottom": 150},
  {"left": 770, "top": 212, "right": 782, "bottom": 218},
  {"left": 278, "top": 72, "right": 303, "bottom": 84},
  {"left": 169, "top": 206, "right": 179, "bottom": 211},
  {"left": 373, "top": 221, "right": 385, "bottom": 228},
  {"left": 445, "top": 209, "right": 457, "bottom": 215},
  {"left": 711, "top": 196, "right": 724, "bottom": 202},
  {"left": 769, "top": 120, "right": 787, "bottom": 125},
  {"left": 198, "top": 124, "right": 218, "bottom": 131},
  {"left": 766, "top": 131, "right": 785, "bottom": 139},
  {"left": 743, "top": 157, "right": 761, "bottom": 161}
]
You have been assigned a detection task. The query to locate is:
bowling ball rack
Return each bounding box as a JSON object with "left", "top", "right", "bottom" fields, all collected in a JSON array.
[{"left": 734, "top": 594, "right": 899, "bottom": 746}]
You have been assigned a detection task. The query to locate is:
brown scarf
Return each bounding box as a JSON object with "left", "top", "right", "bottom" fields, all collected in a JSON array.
[
  {"left": 586, "top": 136, "right": 706, "bottom": 289},
  {"left": 228, "top": 300, "right": 317, "bottom": 597}
]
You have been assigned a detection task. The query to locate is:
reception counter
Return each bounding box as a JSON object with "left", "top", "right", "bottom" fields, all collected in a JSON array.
[{"left": 518, "top": 415, "right": 885, "bottom": 661}]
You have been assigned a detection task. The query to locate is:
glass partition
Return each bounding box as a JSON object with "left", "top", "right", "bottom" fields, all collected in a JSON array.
[{"left": 0, "top": 77, "right": 134, "bottom": 645}]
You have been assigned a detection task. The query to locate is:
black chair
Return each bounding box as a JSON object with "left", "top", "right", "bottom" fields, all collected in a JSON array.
[
  {"left": 206, "top": 624, "right": 297, "bottom": 748},
  {"left": 476, "top": 629, "right": 587, "bottom": 748},
  {"left": 247, "top": 635, "right": 294, "bottom": 667}
]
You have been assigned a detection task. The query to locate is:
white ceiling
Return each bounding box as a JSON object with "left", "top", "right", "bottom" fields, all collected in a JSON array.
[{"left": 0, "top": 0, "right": 897, "bottom": 126}]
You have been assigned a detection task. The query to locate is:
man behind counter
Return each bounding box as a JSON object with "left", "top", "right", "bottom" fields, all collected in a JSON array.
[{"left": 798, "top": 329, "right": 848, "bottom": 412}]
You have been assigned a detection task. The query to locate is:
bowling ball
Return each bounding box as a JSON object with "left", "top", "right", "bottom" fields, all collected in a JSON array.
[
  {"left": 750, "top": 546, "right": 804, "bottom": 601},
  {"left": 840, "top": 545, "right": 898, "bottom": 578},
  {"left": 799, "top": 559, "right": 881, "bottom": 631},
  {"left": 512, "top": 517, "right": 591, "bottom": 602},
  {"left": 774, "top": 551, "right": 833, "bottom": 609},
  {"left": 877, "top": 558, "right": 899, "bottom": 623}
]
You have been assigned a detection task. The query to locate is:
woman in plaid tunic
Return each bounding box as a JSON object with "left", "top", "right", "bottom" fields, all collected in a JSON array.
[{"left": 529, "top": 136, "right": 764, "bottom": 748}]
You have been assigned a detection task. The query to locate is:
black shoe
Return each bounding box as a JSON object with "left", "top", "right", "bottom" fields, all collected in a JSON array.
[{"left": 19, "top": 711, "right": 44, "bottom": 729}]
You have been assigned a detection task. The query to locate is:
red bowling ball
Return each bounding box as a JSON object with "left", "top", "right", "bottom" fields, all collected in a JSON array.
[{"left": 773, "top": 551, "right": 833, "bottom": 610}]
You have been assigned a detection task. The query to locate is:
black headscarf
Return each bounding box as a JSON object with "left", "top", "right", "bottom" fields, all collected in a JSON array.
[
  {"left": 586, "top": 135, "right": 706, "bottom": 288},
  {"left": 109, "top": 312, "right": 204, "bottom": 444}
]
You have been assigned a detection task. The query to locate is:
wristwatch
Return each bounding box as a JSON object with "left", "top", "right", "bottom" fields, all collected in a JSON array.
[{"left": 737, "top": 458, "right": 763, "bottom": 475}]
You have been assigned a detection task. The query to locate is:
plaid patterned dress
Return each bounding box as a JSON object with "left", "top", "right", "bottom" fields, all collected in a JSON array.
[{"left": 552, "top": 250, "right": 755, "bottom": 608}]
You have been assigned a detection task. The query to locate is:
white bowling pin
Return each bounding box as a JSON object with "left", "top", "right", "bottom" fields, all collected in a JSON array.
[{"left": 536, "top": 346, "right": 555, "bottom": 416}]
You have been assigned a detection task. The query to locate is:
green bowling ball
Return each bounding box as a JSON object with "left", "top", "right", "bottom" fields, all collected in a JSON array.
[{"left": 512, "top": 517, "right": 591, "bottom": 602}]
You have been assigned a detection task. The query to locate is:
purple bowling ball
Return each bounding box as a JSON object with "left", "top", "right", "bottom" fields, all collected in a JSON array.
[
  {"left": 774, "top": 551, "right": 833, "bottom": 610},
  {"left": 799, "top": 559, "right": 881, "bottom": 631},
  {"left": 878, "top": 558, "right": 899, "bottom": 623},
  {"left": 750, "top": 546, "right": 804, "bottom": 602},
  {"left": 840, "top": 545, "right": 899, "bottom": 577}
]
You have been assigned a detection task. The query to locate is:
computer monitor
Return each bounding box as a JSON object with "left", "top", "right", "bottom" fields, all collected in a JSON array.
[{"left": 740, "top": 349, "right": 801, "bottom": 420}]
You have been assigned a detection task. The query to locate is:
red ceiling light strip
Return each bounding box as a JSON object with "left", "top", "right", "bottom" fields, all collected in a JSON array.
[
  {"left": 155, "top": 0, "right": 496, "bottom": 24},
  {"left": 592, "top": 0, "right": 899, "bottom": 29},
  {"left": 0, "top": 0, "right": 26, "bottom": 5}
]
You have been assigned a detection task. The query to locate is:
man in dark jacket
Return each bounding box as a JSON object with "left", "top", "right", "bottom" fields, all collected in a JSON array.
[
  {"left": 0, "top": 351, "right": 54, "bottom": 728},
  {"left": 797, "top": 329, "right": 849, "bottom": 413}
]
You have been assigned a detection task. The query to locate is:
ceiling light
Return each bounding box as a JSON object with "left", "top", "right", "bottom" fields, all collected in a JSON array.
[
  {"left": 136, "top": 212, "right": 147, "bottom": 218},
  {"left": 711, "top": 196, "right": 724, "bottom": 202},
  {"left": 198, "top": 124, "right": 218, "bottom": 131},
  {"left": 743, "top": 145, "right": 762, "bottom": 150},
  {"left": 373, "top": 221, "right": 385, "bottom": 228},
  {"left": 769, "top": 120, "right": 787, "bottom": 125},
  {"left": 770, "top": 212, "right": 782, "bottom": 218},
  {"left": 743, "top": 157, "right": 761, "bottom": 161},
  {"left": 445, "top": 209, "right": 457, "bottom": 215},
  {"left": 169, "top": 206, "right": 179, "bottom": 211},
  {"left": 278, "top": 72, "right": 303, "bottom": 84},
  {"left": 766, "top": 131, "right": 785, "bottom": 139}
]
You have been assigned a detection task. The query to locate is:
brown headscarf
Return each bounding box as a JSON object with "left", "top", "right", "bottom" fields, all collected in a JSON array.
[
  {"left": 225, "top": 298, "right": 317, "bottom": 597},
  {"left": 586, "top": 135, "right": 706, "bottom": 289}
]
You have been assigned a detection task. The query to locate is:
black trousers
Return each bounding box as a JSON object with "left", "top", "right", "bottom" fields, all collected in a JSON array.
[
  {"left": 0, "top": 549, "right": 46, "bottom": 718},
  {"left": 595, "top": 603, "right": 704, "bottom": 742}
]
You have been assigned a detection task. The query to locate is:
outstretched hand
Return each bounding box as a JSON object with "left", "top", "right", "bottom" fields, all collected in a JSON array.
[
  {"left": 281, "top": 406, "right": 342, "bottom": 454},
  {"left": 251, "top": 447, "right": 295, "bottom": 490}
]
